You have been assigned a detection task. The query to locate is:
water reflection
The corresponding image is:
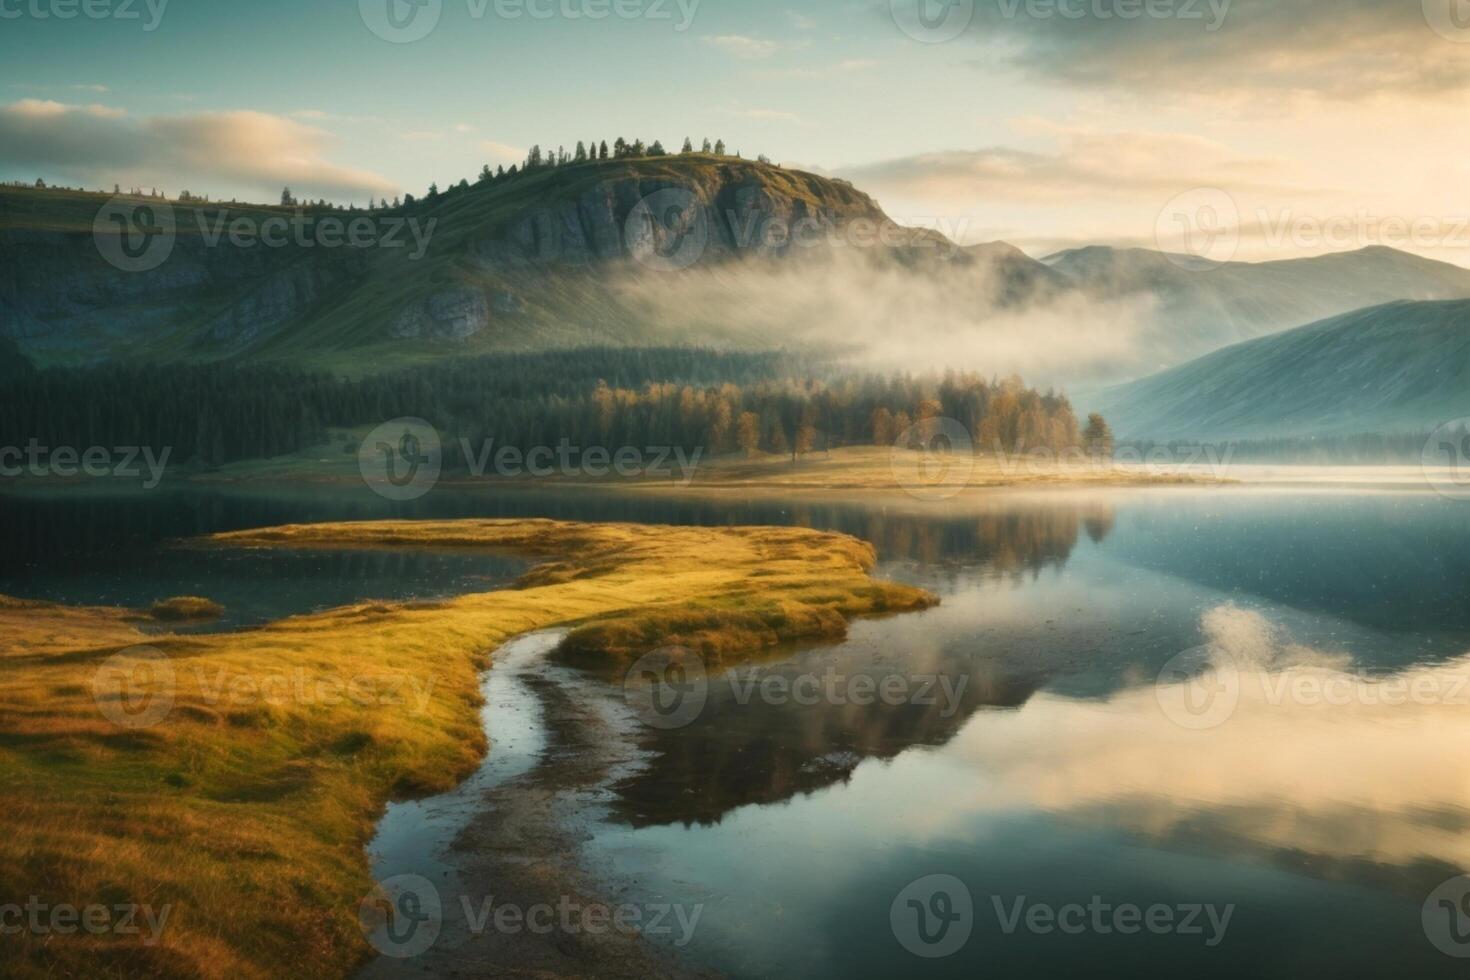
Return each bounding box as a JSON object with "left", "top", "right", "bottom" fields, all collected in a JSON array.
[
  {"left": 605, "top": 633, "right": 1039, "bottom": 827},
  {"left": 995, "top": 605, "right": 1470, "bottom": 883},
  {"left": 6, "top": 481, "right": 1470, "bottom": 976},
  {"left": 0, "top": 486, "right": 1113, "bottom": 627},
  {"left": 0, "top": 484, "right": 1113, "bottom": 572},
  {"left": 587, "top": 602, "right": 1470, "bottom": 979}
]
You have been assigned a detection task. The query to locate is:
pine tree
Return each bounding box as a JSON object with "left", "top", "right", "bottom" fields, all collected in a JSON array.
[
  {"left": 1083, "top": 414, "right": 1114, "bottom": 457},
  {"left": 575, "top": 141, "right": 587, "bottom": 162},
  {"left": 681, "top": 137, "right": 694, "bottom": 153},
  {"left": 714, "top": 139, "right": 725, "bottom": 155},
  {"left": 599, "top": 140, "right": 609, "bottom": 160},
  {"left": 479, "top": 164, "right": 493, "bottom": 183}
]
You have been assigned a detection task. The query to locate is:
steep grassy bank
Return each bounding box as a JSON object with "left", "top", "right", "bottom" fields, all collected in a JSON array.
[{"left": 0, "top": 518, "right": 934, "bottom": 978}]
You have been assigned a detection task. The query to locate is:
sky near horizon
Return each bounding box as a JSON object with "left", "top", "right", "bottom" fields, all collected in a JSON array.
[{"left": 2, "top": 0, "right": 1469, "bottom": 264}]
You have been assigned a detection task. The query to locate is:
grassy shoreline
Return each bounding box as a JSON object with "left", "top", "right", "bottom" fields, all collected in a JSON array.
[
  {"left": 164, "top": 444, "right": 1215, "bottom": 497},
  {"left": 0, "top": 518, "right": 934, "bottom": 979}
]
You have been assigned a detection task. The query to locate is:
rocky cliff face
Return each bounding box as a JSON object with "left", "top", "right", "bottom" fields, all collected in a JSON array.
[
  {"left": 469, "top": 165, "right": 895, "bottom": 271},
  {"left": 0, "top": 223, "right": 368, "bottom": 360},
  {"left": 0, "top": 158, "right": 932, "bottom": 367}
]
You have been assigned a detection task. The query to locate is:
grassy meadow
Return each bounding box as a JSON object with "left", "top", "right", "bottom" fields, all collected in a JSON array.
[{"left": 0, "top": 518, "right": 934, "bottom": 978}]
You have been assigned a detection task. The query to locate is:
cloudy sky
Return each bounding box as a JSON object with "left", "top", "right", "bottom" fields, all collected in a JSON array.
[{"left": 2, "top": 0, "right": 1468, "bottom": 263}]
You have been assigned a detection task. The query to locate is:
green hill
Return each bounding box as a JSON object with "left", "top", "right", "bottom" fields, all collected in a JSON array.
[
  {"left": 0, "top": 156, "right": 944, "bottom": 374},
  {"left": 1089, "top": 299, "right": 1470, "bottom": 440},
  {"left": 8, "top": 155, "right": 1470, "bottom": 381}
]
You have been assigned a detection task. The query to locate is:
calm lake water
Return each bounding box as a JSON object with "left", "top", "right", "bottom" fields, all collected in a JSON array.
[{"left": 4, "top": 479, "right": 1469, "bottom": 977}]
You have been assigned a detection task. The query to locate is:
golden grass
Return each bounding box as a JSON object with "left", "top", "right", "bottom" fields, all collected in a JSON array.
[
  {"left": 650, "top": 446, "right": 1213, "bottom": 494},
  {"left": 193, "top": 444, "right": 1214, "bottom": 497},
  {"left": 0, "top": 518, "right": 934, "bottom": 979}
]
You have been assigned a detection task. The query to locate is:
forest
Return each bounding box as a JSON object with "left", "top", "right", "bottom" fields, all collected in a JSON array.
[{"left": 0, "top": 348, "right": 1089, "bottom": 470}]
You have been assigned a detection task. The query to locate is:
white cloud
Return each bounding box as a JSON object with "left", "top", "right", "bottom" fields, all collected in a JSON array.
[
  {"left": 8, "top": 99, "right": 125, "bottom": 120},
  {"left": 963, "top": 0, "right": 1470, "bottom": 100},
  {"left": 0, "top": 101, "right": 395, "bottom": 201},
  {"left": 843, "top": 127, "right": 1300, "bottom": 208}
]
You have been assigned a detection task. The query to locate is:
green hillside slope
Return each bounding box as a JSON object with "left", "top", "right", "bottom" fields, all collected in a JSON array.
[
  {"left": 1090, "top": 299, "right": 1470, "bottom": 440},
  {"left": 1046, "top": 245, "right": 1470, "bottom": 369},
  {"left": 0, "top": 155, "right": 964, "bottom": 373}
]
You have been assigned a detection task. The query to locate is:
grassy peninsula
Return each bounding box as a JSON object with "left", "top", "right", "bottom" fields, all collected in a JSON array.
[{"left": 0, "top": 518, "right": 933, "bottom": 979}]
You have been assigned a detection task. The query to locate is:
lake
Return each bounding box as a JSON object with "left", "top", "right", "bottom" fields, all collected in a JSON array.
[{"left": 4, "top": 478, "right": 1468, "bottom": 977}]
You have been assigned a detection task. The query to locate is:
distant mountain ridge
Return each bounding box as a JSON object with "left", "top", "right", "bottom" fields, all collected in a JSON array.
[
  {"left": 1090, "top": 298, "right": 1470, "bottom": 440},
  {"left": 1044, "top": 245, "right": 1470, "bottom": 372},
  {"left": 5, "top": 154, "right": 1470, "bottom": 380}
]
